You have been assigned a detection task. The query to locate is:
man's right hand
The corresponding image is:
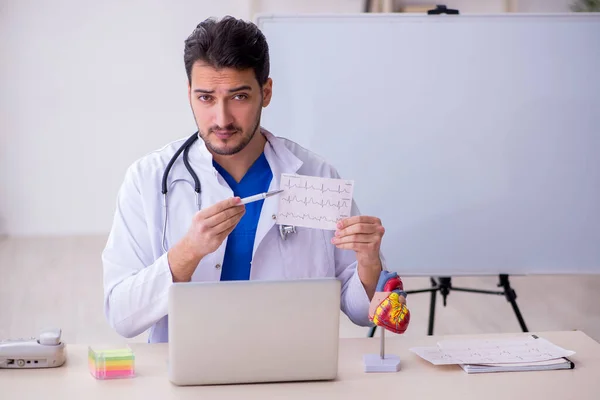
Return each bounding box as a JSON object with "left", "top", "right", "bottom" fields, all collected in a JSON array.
[{"left": 168, "top": 197, "right": 245, "bottom": 282}]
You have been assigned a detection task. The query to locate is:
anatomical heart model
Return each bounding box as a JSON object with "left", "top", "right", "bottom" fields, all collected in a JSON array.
[{"left": 364, "top": 271, "right": 410, "bottom": 372}]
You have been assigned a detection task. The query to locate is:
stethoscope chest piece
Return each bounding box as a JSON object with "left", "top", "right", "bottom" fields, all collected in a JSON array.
[{"left": 279, "top": 224, "right": 296, "bottom": 240}]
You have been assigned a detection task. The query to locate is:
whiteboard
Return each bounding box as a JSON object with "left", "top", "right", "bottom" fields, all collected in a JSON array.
[{"left": 257, "top": 13, "right": 600, "bottom": 276}]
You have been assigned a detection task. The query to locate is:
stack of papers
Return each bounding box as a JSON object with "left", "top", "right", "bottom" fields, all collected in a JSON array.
[{"left": 410, "top": 335, "right": 575, "bottom": 374}]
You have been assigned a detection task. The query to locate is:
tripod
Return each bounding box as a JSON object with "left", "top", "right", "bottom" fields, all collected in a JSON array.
[{"left": 368, "top": 274, "right": 528, "bottom": 337}]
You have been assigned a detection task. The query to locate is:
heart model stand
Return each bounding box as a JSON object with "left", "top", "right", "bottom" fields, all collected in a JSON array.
[{"left": 363, "top": 271, "right": 410, "bottom": 373}]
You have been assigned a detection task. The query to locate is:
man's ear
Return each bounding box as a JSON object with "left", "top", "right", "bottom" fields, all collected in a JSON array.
[
  {"left": 187, "top": 81, "right": 192, "bottom": 101},
  {"left": 262, "top": 78, "right": 273, "bottom": 107}
]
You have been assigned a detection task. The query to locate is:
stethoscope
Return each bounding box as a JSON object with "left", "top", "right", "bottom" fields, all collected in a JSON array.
[{"left": 160, "top": 132, "right": 296, "bottom": 252}]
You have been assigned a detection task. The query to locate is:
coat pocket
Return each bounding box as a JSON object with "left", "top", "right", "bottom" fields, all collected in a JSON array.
[{"left": 278, "top": 227, "right": 333, "bottom": 279}]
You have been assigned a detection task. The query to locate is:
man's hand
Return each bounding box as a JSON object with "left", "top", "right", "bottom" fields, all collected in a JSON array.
[
  {"left": 168, "top": 197, "right": 245, "bottom": 282},
  {"left": 331, "top": 216, "right": 385, "bottom": 299},
  {"left": 331, "top": 216, "right": 385, "bottom": 266}
]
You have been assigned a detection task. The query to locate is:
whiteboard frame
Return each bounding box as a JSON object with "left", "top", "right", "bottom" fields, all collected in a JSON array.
[{"left": 254, "top": 12, "right": 600, "bottom": 277}]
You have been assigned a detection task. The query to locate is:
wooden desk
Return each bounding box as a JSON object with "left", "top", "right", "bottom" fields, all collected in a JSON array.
[{"left": 2, "top": 331, "right": 599, "bottom": 399}]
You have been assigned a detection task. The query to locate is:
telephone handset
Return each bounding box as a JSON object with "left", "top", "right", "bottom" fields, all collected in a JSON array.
[{"left": 0, "top": 328, "right": 66, "bottom": 369}]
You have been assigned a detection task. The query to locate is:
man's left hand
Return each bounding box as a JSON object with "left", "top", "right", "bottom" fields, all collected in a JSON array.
[{"left": 331, "top": 216, "right": 384, "bottom": 268}]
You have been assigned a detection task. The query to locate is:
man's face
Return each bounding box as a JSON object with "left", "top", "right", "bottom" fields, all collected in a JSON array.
[{"left": 188, "top": 61, "right": 272, "bottom": 156}]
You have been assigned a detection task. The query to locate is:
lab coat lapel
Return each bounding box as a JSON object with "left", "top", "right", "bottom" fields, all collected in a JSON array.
[{"left": 252, "top": 129, "right": 302, "bottom": 257}]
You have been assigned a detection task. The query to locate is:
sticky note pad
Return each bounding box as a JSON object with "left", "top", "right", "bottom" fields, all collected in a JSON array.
[{"left": 88, "top": 346, "right": 135, "bottom": 379}]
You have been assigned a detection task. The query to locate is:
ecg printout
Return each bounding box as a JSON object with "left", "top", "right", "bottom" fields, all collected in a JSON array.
[
  {"left": 410, "top": 337, "right": 575, "bottom": 366},
  {"left": 276, "top": 173, "right": 354, "bottom": 230}
]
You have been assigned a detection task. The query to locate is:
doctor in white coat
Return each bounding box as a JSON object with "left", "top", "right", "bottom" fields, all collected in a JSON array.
[{"left": 102, "top": 16, "right": 389, "bottom": 343}]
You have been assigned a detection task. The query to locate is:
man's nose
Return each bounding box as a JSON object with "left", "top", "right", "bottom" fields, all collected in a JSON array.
[{"left": 215, "top": 102, "right": 234, "bottom": 128}]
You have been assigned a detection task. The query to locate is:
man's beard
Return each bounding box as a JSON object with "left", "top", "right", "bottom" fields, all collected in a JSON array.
[{"left": 197, "top": 104, "right": 262, "bottom": 156}]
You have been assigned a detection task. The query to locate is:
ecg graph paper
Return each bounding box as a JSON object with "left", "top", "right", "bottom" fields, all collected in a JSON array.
[
  {"left": 276, "top": 173, "right": 354, "bottom": 230},
  {"left": 410, "top": 337, "right": 575, "bottom": 366}
]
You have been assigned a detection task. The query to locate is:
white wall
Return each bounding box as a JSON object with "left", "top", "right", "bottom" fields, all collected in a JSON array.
[
  {"left": 253, "top": 0, "right": 363, "bottom": 14},
  {"left": 516, "top": 0, "right": 572, "bottom": 12},
  {"left": 0, "top": 0, "right": 252, "bottom": 236},
  {"left": 0, "top": 0, "right": 579, "bottom": 236},
  {"left": 393, "top": 0, "right": 507, "bottom": 13},
  {"left": 364, "top": 0, "right": 573, "bottom": 13}
]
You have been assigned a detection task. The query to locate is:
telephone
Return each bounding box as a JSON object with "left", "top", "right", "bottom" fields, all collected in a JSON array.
[{"left": 0, "top": 328, "right": 66, "bottom": 369}]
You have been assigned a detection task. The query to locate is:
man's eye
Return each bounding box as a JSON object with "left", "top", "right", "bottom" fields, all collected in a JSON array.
[
  {"left": 233, "top": 94, "right": 248, "bottom": 100},
  {"left": 198, "top": 95, "right": 212, "bottom": 102}
]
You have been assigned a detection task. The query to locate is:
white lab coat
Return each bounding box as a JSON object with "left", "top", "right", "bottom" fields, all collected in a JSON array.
[{"left": 102, "top": 128, "right": 378, "bottom": 342}]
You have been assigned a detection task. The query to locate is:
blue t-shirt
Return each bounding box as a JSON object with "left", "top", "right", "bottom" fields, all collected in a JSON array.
[{"left": 212, "top": 153, "right": 273, "bottom": 281}]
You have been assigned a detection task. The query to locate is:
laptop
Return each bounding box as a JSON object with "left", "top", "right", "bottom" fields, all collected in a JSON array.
[{"left": 167, "top": 278, "right": 341, "bottom": 386}]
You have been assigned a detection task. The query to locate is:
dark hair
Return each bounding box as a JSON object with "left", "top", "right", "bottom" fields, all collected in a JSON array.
[{"left": 184, "top": 16, "right": 270, "bottom": 86}]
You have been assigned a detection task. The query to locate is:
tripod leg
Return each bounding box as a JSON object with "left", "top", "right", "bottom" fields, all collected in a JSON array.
[
  {"left": 428, "top": 277, "right": 437, "bottom": 335},
  {"left": 499, "top": 274, "right": 529, "bottom": 332}
]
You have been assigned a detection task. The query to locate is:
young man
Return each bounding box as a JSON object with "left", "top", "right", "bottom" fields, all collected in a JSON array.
[{"left": 102, "top": 16, "right": 393, "bottom": 343}]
